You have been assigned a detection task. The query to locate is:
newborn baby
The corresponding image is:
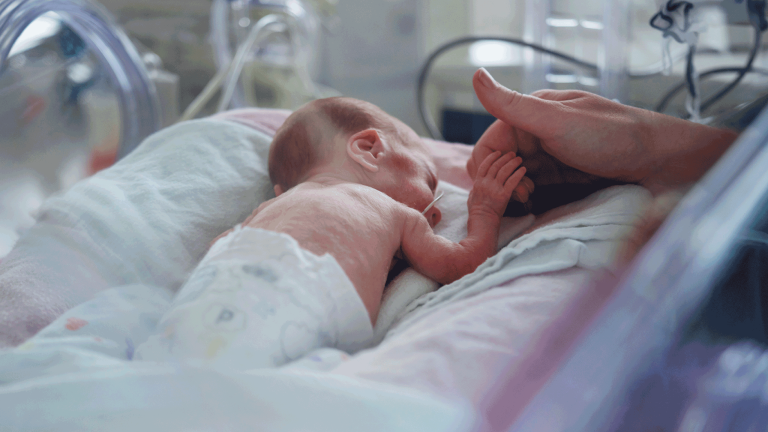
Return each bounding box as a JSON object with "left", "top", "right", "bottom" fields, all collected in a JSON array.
[{"left": 136, "top": 97, "right": 526, "bottom": 369}]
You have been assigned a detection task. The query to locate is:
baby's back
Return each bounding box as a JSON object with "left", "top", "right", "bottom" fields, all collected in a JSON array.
[{"left": 245, "top": 182, "right": 406, "bottom": 321}]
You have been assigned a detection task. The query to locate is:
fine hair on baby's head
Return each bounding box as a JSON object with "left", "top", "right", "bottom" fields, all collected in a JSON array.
[{"left": 269, "top": 97, "right": 397, "bottom": 192}]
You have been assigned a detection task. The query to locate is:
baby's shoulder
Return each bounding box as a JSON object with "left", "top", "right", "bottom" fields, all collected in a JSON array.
[
  {"left": 292, "top": 182, "right": 414, "bottom": 221},
  {"left": 333, "top": 184, "right": 415, "bottom": 219}
]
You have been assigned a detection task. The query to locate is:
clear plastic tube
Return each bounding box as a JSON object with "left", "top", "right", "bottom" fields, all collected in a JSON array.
[
  {"left": 0, "top": 0, "right": 161, "bottom": 159},
  {"left": 216, "top": 14, "right": 288, "bottom": 113},
  {"left": 209, "top": 0, "right": 319, "bottom": 109}
]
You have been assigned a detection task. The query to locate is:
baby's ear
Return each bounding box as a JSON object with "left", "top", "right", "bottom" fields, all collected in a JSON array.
[{"left": 347, "top": 129, "right": 384, "bottom": 172}]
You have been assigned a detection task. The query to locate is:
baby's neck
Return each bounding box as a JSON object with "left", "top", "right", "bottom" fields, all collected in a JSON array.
[{"left": 303, "top": 169, "right": 369, "bottom": 188}]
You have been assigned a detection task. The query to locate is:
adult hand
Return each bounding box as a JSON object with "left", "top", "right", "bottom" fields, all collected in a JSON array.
[{"left": 468, "top": 68, "right": 738, "bottom": 197}]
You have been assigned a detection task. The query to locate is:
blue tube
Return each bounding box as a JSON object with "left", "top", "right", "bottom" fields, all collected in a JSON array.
[{"left": 0, "top": 0, "right": 161, "bottom": 159}]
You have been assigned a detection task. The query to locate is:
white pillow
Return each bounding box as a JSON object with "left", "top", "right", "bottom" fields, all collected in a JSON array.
[{"left": 0, "top": 119, "right": 274, "bottom": 347}]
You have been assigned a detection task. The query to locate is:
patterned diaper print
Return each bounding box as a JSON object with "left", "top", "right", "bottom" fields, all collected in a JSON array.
[{"left": 135, "top": 226, "right": 373, "bottom": 370}]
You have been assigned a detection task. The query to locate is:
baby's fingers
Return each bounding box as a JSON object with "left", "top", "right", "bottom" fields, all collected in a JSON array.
[
  {"left": 496, "top": 156, "right": 523, "bottom": 181},
  {"left": 504, "top": 167, "right": 527, "bottom": 195},
  {"left": 487, "top": 152, "right": 517, "bottom": 178},
  {"left": 476, "top": 151, "right": 502, "bottom": 178}
]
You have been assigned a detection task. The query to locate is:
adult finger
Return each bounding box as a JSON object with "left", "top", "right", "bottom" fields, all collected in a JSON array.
[
  {"left": 511, "top": 183, "right": 530, "bottom": 203},
  {"left": 473, "top": 68, "right": 560, "bottom": 135},
  {"left": 504, "top": 167, "right": 527, "bottom": 195},
  {"left": 521, "top": 176, "right": 535, "bottom": 195}
]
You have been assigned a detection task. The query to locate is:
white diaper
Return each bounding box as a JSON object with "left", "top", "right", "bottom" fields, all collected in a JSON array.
[{"left": 135, "top": 226, "right": 373, "bottom": 370}]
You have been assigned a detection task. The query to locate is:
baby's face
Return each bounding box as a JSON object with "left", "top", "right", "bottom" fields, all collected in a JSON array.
[{"left": 379, "top": 117, "right": 441, "bottom": 227}]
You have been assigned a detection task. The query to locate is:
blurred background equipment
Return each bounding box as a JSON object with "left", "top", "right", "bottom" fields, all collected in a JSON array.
[
  {"left": 2, "top": 0, "right": 768, "bottom": 268},
  {"left": 0, "top": 0, "right": 163, "bottom": 255},
  {"left": 419, "top": 0, "right": 768, "bottom": 143}
]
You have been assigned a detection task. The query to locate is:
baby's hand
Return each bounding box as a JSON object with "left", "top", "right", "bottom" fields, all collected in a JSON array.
[
  {"left": 467, "top": 137, "right": 535, "bottom": 203},
  {"left": 468, "top": 151, "right": 526, "bottom": 218}
]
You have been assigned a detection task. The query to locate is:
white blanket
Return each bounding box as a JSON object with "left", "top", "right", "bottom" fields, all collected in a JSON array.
[
  {"left": 329, "top": 185, "right": 652, "bottom": 429},
  {"left": 373, "top": 181, "right": 535, "bottom": 343},
  {"left": 0, "top": 285, "right": 470, "bottom": 431},
  {"left": 0, "top": 180, "right": 650, "bottom": 431},
  {"left": 385, "top": 184, "right": 651, "bottom": 339},
  {"left": 0, "top": 119, "right": 275, "bottom": 348}
]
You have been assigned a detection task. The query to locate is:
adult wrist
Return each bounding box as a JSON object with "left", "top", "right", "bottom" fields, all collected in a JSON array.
[{"left": 643, "top": 113, "right": 738, "bottom": 195}]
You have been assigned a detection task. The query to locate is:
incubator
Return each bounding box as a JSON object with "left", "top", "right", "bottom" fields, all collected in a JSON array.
[
  {"left": 0, "top": 0, "right": 161, "bottom": 158},
  {"left": 2, "top": 0, "right": 768, "bottom": 430}
]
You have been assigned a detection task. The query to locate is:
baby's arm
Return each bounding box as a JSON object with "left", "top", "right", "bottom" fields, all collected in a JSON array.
[{"left": 401, "top": 152, "right": 526, "bottom": 284}]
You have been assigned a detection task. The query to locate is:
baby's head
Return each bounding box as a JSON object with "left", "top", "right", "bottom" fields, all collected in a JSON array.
[{"left": 269, "top": 97, "right": 441, "bottom": 226}]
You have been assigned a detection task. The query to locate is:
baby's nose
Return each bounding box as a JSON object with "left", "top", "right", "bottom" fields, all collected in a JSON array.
[{"left": 425, "top": 207, "right": 442, "bottom": 228}]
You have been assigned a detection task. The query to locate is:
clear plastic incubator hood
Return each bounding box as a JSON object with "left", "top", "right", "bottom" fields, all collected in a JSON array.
[{"left": 0, "top": 0, "right": 161, "bottom": 159}]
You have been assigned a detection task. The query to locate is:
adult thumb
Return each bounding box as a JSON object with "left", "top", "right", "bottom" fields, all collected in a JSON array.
[{"left": 473, "top": 68, "right": 555, "bottom": 133}]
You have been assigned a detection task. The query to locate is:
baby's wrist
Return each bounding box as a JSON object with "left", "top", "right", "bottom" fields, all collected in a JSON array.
[{"left": 468, "top": 206, "right": 503, "bottom": 232}]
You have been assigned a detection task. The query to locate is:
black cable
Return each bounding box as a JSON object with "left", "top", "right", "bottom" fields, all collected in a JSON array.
[
  {"left": 650, "top": 0, "right": 695, "bottom": 44},
  {"left": 418, "top": 26, "right": 766, "bottom": 137},
  {"left": 416, "top": 35, "right": 714, "bottom": 139},
  {"left": 700, "top": 23, "right": 762, "bottom": 111},
  {"left": 655, "top": 0, "right": 765, "bottom": 115},
  {"left": 655, "top": 66, "right": 768, "bottom": 113},
  {"left": 416, "top": 36, "right": 598, "bottom": 140},
  {"left": 685, "top": 44, "right": 697, "bottom": 98}
]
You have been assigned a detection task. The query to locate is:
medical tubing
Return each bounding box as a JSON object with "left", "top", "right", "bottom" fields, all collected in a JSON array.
[
  {"left": 700, "top": 23, "right": 762, "bottom": 112},
  {"left": 181, "top": 3, "right": 265, "bottom": 120},
  {"left": 655, "top": 25, "right": 764, "bottom": 114},
  {"left": 685, "top": 45, "right": 697, "bottom": 98},
  {"left": 216, "top": 14, "right": 288, "bottom": 112},
  {"left": 684, "top": 44, "right": 701, "bottom": 121},
  {"left": 289, "top": 15, "right": 322, "bottom": 101},
  {"left": 210, "top": 0, "right": 319, "bottom": 110},
  {"left": 654, "top": 66, "right": 768, "bottom": 113},
  {"left": 659, "top": 0, "right": 765, "bottom": 115},
  {"left": 178, "top": 63, "right": 231, "bottom": 122},
  {"left": 0, "top": 0, "right": 161, "bottom": 159}
]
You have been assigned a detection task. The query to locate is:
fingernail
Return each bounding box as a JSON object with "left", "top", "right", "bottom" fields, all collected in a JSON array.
[{"left": 477, "top": 68, "right": 498, "bottom": 88}]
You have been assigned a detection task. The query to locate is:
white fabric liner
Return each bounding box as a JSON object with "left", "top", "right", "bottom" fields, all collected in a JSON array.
[
  {"left": 332, "top": 185, "right": 652, "bottom": 429},
  {"left": 0, "top": 119, "right": 275, "bottom": 347}
]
